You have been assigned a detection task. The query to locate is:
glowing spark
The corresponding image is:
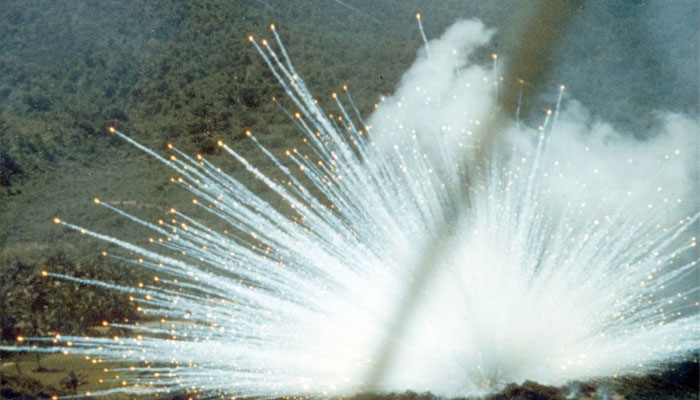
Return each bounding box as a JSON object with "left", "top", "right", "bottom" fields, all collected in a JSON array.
[{"left": 3, "top": 19, "right": 698, "bottom": 399}]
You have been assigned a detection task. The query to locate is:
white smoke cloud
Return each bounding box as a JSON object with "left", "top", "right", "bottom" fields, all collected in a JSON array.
[
  {"left": 367, "top": 19, "right": 699, "bottom": 395},
  {"left": 367, "top": 20, "right": 496, "bottom": 173},
  {"left": 8, "top": 18, "right": 695, "bottom": 400},
  {"left": 369, "top": 19, "right": 699, "bottom": 226}
]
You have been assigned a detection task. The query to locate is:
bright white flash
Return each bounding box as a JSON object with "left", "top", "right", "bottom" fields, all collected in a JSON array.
[{"left": 4, "top": 20, "right": 698, "bottom": 398}]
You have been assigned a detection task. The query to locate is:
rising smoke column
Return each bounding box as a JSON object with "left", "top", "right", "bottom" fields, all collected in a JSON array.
[{"left": 3, "top": 19, "right": 699, "bottom": 398}]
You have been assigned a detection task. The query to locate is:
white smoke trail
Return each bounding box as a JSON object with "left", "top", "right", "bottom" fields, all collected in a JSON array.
[{"left": 3, "top": 20, "right": 698, "bottom": 398}]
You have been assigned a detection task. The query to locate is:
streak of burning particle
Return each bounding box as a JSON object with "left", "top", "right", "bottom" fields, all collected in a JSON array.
[{"left": 2, "top": 13, "right": 699, "bottom": 400}]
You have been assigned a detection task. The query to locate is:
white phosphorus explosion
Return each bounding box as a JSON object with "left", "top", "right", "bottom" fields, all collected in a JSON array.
[{"left": 4, "top": 19, "right": 699, "bottom": 397}]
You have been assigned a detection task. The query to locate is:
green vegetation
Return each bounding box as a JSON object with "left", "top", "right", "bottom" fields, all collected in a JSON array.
[
  {"left": 0, "top": 0, "right": 527, "bottom": 338},
  {"left": 0, "top": 1, "right": 516, "bottom": 396},
  {"left": 1, "top": 1, "right": 697, "bottom": 398},
  {"left": 0, "top": 0, "right": 511, "bottom": 254}
]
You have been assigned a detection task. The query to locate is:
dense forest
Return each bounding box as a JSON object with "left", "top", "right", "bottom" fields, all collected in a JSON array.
[{"left": 1, "top": 0, "right": 698, "bottom": 398}]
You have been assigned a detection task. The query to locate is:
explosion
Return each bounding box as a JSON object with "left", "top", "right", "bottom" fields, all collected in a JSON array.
[{"left": 3, "top": 18, "right": 698, "bottom": 398}]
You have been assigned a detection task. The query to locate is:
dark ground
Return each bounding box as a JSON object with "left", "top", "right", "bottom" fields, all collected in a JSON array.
[
  {"left": 1, "top": 0, "right": 698, "bottom": 398},
  {"left": 1, "top": 364, "right": 699, "bottom": 399}
]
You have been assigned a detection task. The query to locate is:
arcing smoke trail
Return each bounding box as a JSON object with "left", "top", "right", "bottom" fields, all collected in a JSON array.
[
  {"left": 2, "top": 16, "right": 698, "bottom": 399},
  {"left": 364, "top": 3, "right": 576, "bottom": 388}
]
